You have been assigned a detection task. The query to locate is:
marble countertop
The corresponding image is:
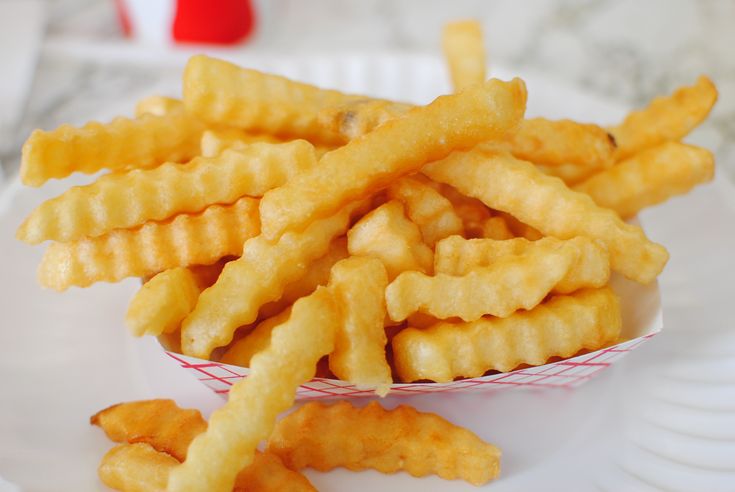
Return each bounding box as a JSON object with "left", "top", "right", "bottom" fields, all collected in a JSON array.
[{"left": 2, "top": 0, "right": 733, "bottom": 181}]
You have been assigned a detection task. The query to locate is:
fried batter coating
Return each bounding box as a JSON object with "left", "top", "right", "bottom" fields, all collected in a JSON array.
[
  {"left": 393, "top": 287, "right": 621, "bottom": 381},
  {"left": 268, "top": 400, "right": 501, "bottom": 486}
]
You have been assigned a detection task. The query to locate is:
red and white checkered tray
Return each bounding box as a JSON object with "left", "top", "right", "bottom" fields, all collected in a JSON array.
[{"left": 162, "top": 274, "right": 662, "bottom": 399}]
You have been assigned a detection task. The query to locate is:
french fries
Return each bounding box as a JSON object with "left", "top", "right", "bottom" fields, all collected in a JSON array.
[
  {"left": 347, "top": 200, "right": 434, "bottom": 280},
  {"left": 268, "top": 400, "right": 501, "bottom": 486},
  {"left": 442, "top": 20, "right": 486, "bottom": 91},
  {"left": 575, "top": 141, "right": 715, "bottom": 218},
  {"left": 386, "top": 236, "right": 609, "bottom": 322},
  {"left": 258, "top": 237, "right": 349, "bottom": 319},
  {"left": 327, "top": 256, "right": 392, "bottom": 393},
  {"left": 184, "top": 55, "right": 362, "bottom": 145},
  {"left": 393, "top": 287, "right": 621, "bottom": 381},
  {"left": 125, "top": 268, "right": 201, "bottom": 337},
  {"left": 434, "top": 236, "right": 610, "bottom": 294},
  {"left": 386, "top": 176, "right": 464, "bottom": 246},
  {"left": 91, "top": 399, "right": 207, "bottom": 462},
  {"left": 259, "top": 77, "right": 527, "bottom": 240},
  {"left": 611, "top": 75, "right": 718, "bottom": 160},
  {"left": 17, "top": 141, "right": 314, "bottom": 244},
  {"left": 99, "top": 443, "right": 175, "bottom": 492},
  {"left": 37, "top": 197, "right": 259, "bottom": 290},
  {"left": 92, "top": 400, "right": 317, "bottom": 491},
  {"left": 509, "top": 118, "right": 615, "bottom": 170},
  {"left": 14, "top": 19, "right": 721, "bottom": 492},
  {"left": 168, "top": 287, "right": 338, "bottom": 491},
  {"left": 20, "top": 110, "right": 204, "bottom": 187},
  {"left": 423, "top": 147, "right": 669, "bottom": 284},
  {"left": 181, "top": 203, "right": 360, "bottom": 359}
]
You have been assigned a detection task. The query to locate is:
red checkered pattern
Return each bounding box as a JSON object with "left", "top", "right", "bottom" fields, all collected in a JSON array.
[{"left": 164, "top": 333, "right": 657, "bottom": 400}]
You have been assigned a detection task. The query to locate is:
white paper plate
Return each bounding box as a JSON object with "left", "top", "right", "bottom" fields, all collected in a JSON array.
[{"left": 1, "top": 54, "right": 734, "bottom": 491}]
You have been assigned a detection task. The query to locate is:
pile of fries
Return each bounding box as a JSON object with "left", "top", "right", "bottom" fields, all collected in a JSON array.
[{"left": 17, "top": 20, "right": 717, "bottom": 491}]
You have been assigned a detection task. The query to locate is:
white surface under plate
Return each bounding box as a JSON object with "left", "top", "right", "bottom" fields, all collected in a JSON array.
[{"left": 1, "top": 54, "right": 734, "bottom": 491}]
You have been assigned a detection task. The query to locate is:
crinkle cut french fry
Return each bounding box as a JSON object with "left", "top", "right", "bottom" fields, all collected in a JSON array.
[
  {"left": 611, "top": 75, "right": 718, "bottom": 160},
  {"left": 386, "top": 176, "right": 464, "bottom": 246},
  {"left": 509, "top": 118, "right": 616, "bottom": 170},
  {"left": 480, "top": 216, "right": 515, "bottom": 240},
  {"left": 99, "top": 443, "right": 174, "bottom": 492},
  {"left": 92, "top": 400, "right": 317, "bottom": 492},
  {"left": 347, "top": 200, "right": 433, "bottom": 280},
  {"left": 259, "top": 77, "right": 527, "bottom": 240},
  {"left": 386, "top": 236, "right": 609, "bottom": 322},
  {"left": 181, "top": 203, "right": 359, "bottom": 359},
  {"left": 423, "top": 148, "right": 668, "bottom": 284},
  {"left": 37, "top": 197, "right": 259, "bottom": 291},
  {"left": 168, "top": 287, "right": 338, "bottom": 492},
  {"left": 91, "top": 399, "right": 207, "bottom": 462},
  {"left": 220, "top": 309, "right": 292, "bottom": 368},
  {"left": 434, "top": 236, "right": 610, "bottom": 294},
  {"left": 18, "top": 141, "right": 313, "bottom": 244},
  {"left": 184, "top": 55, "right": 363, "bottom": 145},
  {"left": 327, "top": 256, "right": 392, "bottom": 393},
  {"left": 125, "top": 268, "right": 201, "bottom": 337},
  {"left": 100, "top": 443, "right": 316, "bottom": 492},
  {"left": 393, "top": 287, "right": 621, "bottom": 382},
  {"left": 442, "top": 20, "right": 486, "bottom": 92},
  {"left": 134, "top": 96, "right": 185, "bottom": 117},
  {"left": 536, "top": 161, "right": 601, "bottom": 186},
  {"left": 318, "top": 99, "right": 413, "bottom": 142},
  {"left": 200, "top": 128, "right": 284, "bottom": 157},
  {"left": 20, "top": 110, "right": 204, "bottom": 187},
  {"left": 259, "top": 237, "right": 349, "bottom": 319},
  {"left": 574, "top": 142, "right": 715, "bottom": 218},
  {"left": 268, "top": 400, "right": 501, "bottom": 486}
]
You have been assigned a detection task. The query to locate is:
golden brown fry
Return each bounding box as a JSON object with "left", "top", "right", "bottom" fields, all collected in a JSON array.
[
  {"left": 134, "top": 96, "right": 185, "bottom": 117},
  {"left": 259, "top": 237, "right": 349, "bottom": 319},
  {"left": 93, "top": 400, "right": 316, "bottom": 492},
  {"left": 574, "top": 142, "right": 715, "bottom": 218},
  {"left": 611, "top": 75, "right": 718, "bottom": 160},
  {"left": 200, "top": 128, "right": 284, "bottom": 157},
  {"left": 259, "top": 77, "right": 527, "bottom": 240},
  {"left": 183, "top": 55, "right": 362, "bottom": 144},
  {"left": 91, "top": 399, "right": 206, "bottom": 462},
  {"left": 37, "top": 197, "right": 259, "bottom": 290},
  {"left": 347, "top": 200, "right": 434, "bottom": 280},
  {"left": 20, "top": 110, "right": 204, "bottom": 187},
  {"left": 423, "top": 148, "right": 668, "bottom": 284},
  {"left": 480, "top": 216, "right": 515, "bottom": 240},
  {"left": 125, "top": 268, "right": 201, "bottom": 337},
  {"left": 18, "top": 141, "right": 313, "bottom": 244},
  {"left": 434, "top": 236, "right": 610, "bottom": 294},
  {"left": 99, "top": 442, "right": 316, "bottom": 492},
  {"left": 181, "top": 203, "right": 360, "bottom": 359},
  {"left": 268, "top": 400, "right": 501, "bottom": 486},
  {"left": 386, "top": 236, "right": 610, "bottom": 322},
  {"left": 99, "top": 443, "right": 174, "bottom": 492},
  {"left": 536, "top": 161, "right": 601, "bottom": 186},
  {"left": 327, "top": 256, "right": 392, "bottom": 393},
  {"left": 220, "top": 309, "right": 291, "bottom": 368},
  {"left": 393, "top": 287, "right": 621, "bottom": 382},
  {"left": 509, "top": 118, "right": 615, "bottom": 170},
  {"left": 442, "top": 20, "right": 486, "bottom": 92},
  {"left": 187, "top": 258, "right": 233, "bottom": 290},
  {"left": 491, "top": 211, "right": 543, "bottom": 240},
  {"left": 437, "top": 183, "right": 493, "bottom": 238},
  {"left": 386, "top": 176, "right": 464, "bottom": 246},
  {"left": 318, "top": 99, "right": 412, "bottom": 142},
  {"left": 169, "top": 287, "right": 339, "bottom": 492}
]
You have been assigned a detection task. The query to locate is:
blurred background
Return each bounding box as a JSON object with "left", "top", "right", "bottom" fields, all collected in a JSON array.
[{"left": 0, "top": 0, "right": 733, "bottom": 182}]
